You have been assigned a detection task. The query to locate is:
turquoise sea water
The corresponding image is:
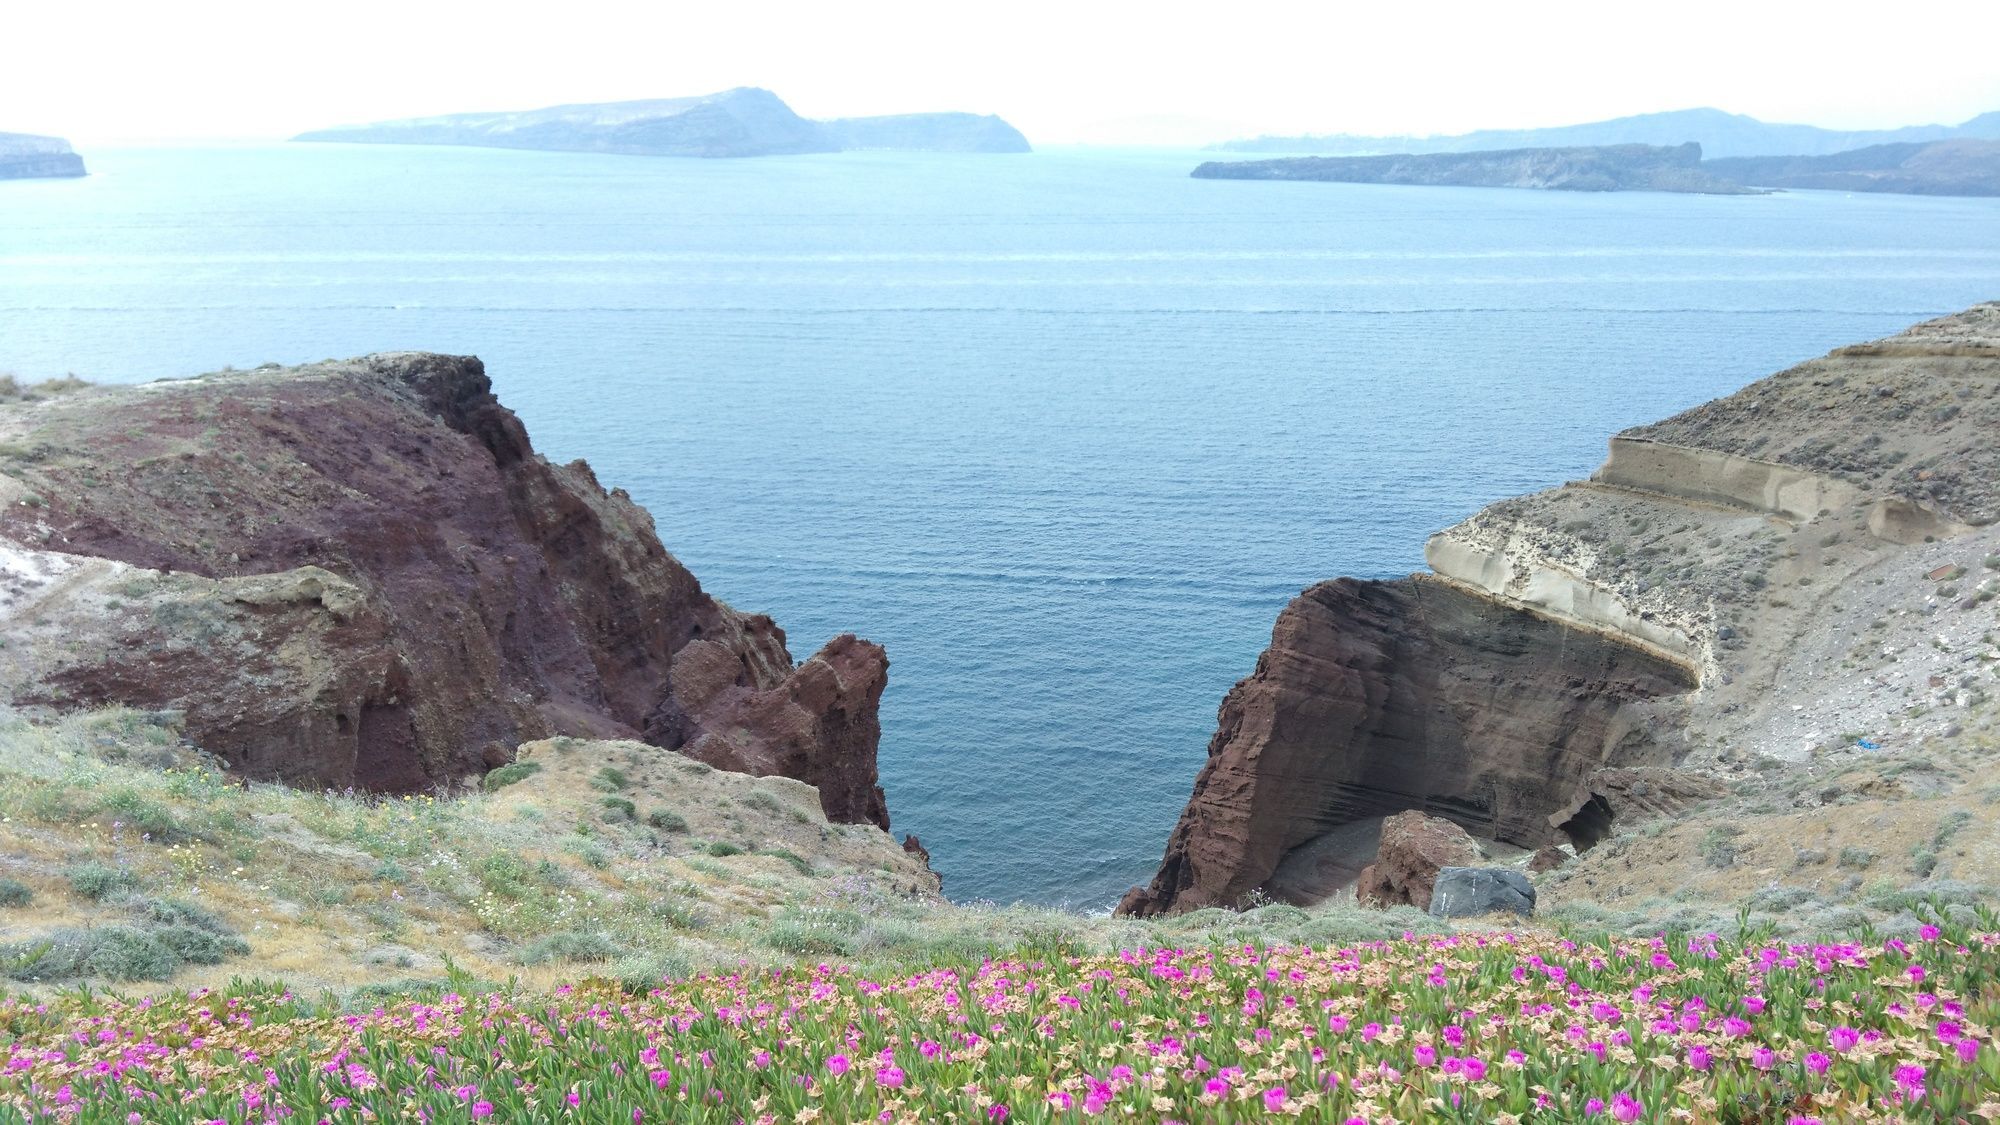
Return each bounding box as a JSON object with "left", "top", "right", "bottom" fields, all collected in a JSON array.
[{"left": 4, "top": 145, "right": 1999, "bottom": 907}]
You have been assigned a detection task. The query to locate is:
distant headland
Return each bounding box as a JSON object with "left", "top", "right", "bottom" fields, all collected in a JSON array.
[
  {"left": 294, "top": 87, "right": 1030, "bottom": 157},
  {"left": 1193, "top": 138, "right": 2000, "bottom": 197},
  {"left": 0, "top": 132, "right": 86, "bottom": 180},
  {"left": 1211, "top": 106, "right": 2000, "bottom": 160},
  {"left": 1192, "top": 142, "right": 1755, "bottom": 194}
]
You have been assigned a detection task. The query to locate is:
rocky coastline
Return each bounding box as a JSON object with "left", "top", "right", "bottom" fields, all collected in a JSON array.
[
  {"left": 1123, "top": 303, "right": 2000, "bottom": 916},
  {"left": 0, "top": 354, "right": 896, "bottom": 828}
]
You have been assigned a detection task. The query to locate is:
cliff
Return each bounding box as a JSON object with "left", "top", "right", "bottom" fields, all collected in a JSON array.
[
  {"left": 0, "top": 354, "right": 893, "bottom": 827},
  {"left": 1122, "top": 303, "right": 2000, "bottom": 916},
  {"left": 1705, "top": 139, "right": 2000, "bottom": 196},
  {"left": 0, "top": 132, "right": 85, "bottom": 180},
  {"left": 1192, "top": 142, "right": 1755, "bottom": 194},
  {"left": 818, "top": 112, "right": 1030, "bottom": 153},
  {"left": 296, "top": 89, "right": 1031, "bottom": 156},
  {"left": 1213, "top": 106, "right": 2000, "bottom": 159}
]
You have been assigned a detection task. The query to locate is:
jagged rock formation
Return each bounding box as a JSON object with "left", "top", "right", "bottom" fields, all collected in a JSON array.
[
  {"left": 296, "top": 89, "right": 1031, "bottom": 156},
  {"left": 1703, "top": 139, "right": 2000, "bottom": 196},
  {"left": 1193, "top": 143, "right": 1754, "bottom": 194},
  {"left": 1212, "top": 106, "right": 2000, "bottom": 159},
  {"left": 818, "top": 113, "right": 1030, "bottom": 153},
  {"left": 0, "top": 354, "right": 893, "bottom": 827},
  {"left": 1123, "top": 304, "right": 2000, "bottom": 916},
  {"left": 0, "top": 133, "right": 85, "bottom": 180},
  {"left": 1429, "top": 867, "right": 1536, "bottom": 918}
]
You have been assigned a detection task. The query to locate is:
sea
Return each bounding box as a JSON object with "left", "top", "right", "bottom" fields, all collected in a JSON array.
[{"left": 4, "top": 144, "right": 1998, "bottom": 909}]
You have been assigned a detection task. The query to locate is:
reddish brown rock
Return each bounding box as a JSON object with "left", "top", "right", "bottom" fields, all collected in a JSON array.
[
  {"left": 0, "top": 354, "right": 892, "bottom": 827},
  {"left": 1527, "top": 845, "right": 1571, "bottom": 873},
  {"left": 1354, "top": 811, "right": 1480, "bottom": 909},
  {"left": 1117, "top": 577, "right": 1693, "bottom": 916}
]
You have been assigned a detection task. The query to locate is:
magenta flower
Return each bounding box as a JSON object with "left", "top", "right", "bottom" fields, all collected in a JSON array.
[
  {"left": 987, "top": 1107, "right": 1009, "bottom": 1122},
  {"left": 1203, "top": 1078, "right": 1228, "bottom": 1096},
  {"left": 878, "top": 1066, "right": 906, "bottom": 1088},
  {"left": 1611, "top": 1092, "right": 1644, "bottom": 1122},
  {"left": 1687, "top": 1044, "right": 1711, "bottom": 1071},
  {"left": 1263, "top": 1087, "right": 1287, "bottom": 1111},
  {"left": 826, "top": 1054, "right": 851, "bottom": 1076},
  {"left": 1829, "top": 1026, "right": 1860, "bottom": 1052},
  {"left": 1804, "top": 1051, "right": 1830, "bottom": 1075},
  {"left": 1958, "top": 1039, "right": 1982, "bottom": 1064},
  {"left": 471, "top": 1103, "right": 493, "bottom": 1118}
]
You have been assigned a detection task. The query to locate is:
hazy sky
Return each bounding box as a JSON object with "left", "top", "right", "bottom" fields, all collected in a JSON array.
[{"left": 12, "top": 0, "right": 2000, "bottom": 146}]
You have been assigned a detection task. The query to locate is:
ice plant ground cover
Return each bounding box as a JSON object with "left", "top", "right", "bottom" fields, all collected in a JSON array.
[{"left": 3, "top": 910, "right": 1998, "bottom": 1123}]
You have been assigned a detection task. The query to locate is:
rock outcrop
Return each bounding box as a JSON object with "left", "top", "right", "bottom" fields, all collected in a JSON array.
[
  {"left": 1123, "top": 303, "right": 2000, "bottom": 916},
  {"left": 296, "top": 89, "right": 1031, "bottom": 157},
  {"left": 0, "top": 354, "right": 893, "bottom": 827},
  {"left": 1353, "top": 811, "right": 1480, "bottom": 910},
  {"left": 1193, "top": 143, "right": 1756, "bottom": 194},
  {"left": 0, "top": 132, "right": 85, "bottom": 180}
]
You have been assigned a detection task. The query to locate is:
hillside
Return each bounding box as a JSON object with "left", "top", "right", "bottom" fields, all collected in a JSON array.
[
  {"left": 1192, "top": 141, "right": 1753, "bottom": 194},
  {"left": 0, "top": 133, "right": 85, "bottom": 180},
  {"left": 1706, "top": 138, "right": 2000, "bottom": 195},
  {"left": 296, "top": 88, "right": 1033, "bottom": 156},
  {"left": 1214, "top": 105, "right": 2000, "bottom": 158}
]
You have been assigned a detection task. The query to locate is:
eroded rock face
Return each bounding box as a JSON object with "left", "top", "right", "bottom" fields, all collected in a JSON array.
[
  {"left": 0, "top": 354, "right": 892, "bottom": 826},
  {"left": 1354, "top": 811, "right": 1480, "bottom": 910},
  {"left": 1430, "top": 867, "right": 1536, "bottom": 919},
  {"left": 1118, "top": 577, "right": 1693, "bottom": 916}
]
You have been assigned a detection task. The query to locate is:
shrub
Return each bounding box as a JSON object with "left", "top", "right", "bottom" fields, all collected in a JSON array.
[
  {"left": 129, "top": 897, "right": 229, "bottom": 933},
  {"left": 1837, "top": 847, "right": 1876, "bottom": 871},
  {"left": 519, "top": 930, "right": 619, "bottom": 965},
  {"left": 481, "top": 762, "right": 542, "bottom": 792},
  {"left": 741, "top": 790, "right": 783, "bottom": 815},
  {"left": 601, "top": 951, "right": 693, "bottom": 994},
  {"left": 600, "top": 796, "right": 637, "bottom": 821},
  {"left": 706, "top": 841, "right": 745, "bottom": 857},
  {"left": 67, "top": 861, "right": 140, "bottom": 901},
  {"left": 645, "top": 809, "right": 688, "bottom": 833},
  {"left": 155, "top": 925, "right": 250, "bottom": 965},
  {"left": 1698, "top": 827, "right": 1740, "bottom": 869},
  {"left": 592, "top": 767, "right": 629, "bottom": 793},
  {"left": 0, "top": 879, "right": 32, "bottom": 907},
  {"left": 3, "top": 926, "right": 181, "bottom": 982},
  {"left": 759, "top": 848, "right": 814, "bottom": 876}
]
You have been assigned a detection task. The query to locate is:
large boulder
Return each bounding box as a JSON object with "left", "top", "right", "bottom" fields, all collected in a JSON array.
[
  {"left": 1355, "top": 810, "right": 1482, "bottom": 909},
  {"left": 1429, "top": 867, "right": 1537, "bottom": 919}
]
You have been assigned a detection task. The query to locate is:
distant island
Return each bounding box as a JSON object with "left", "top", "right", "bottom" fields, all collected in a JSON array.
[
  {"left": 1212, "top": 106, "right": 2000, "bottom": 159},
  {"left": 0, "top": 132, "right": 85, "bottom": 180},
  {"left": 1192, "top": 142, "right": 1756, "bottom": 194},
  {"left": 295, "top": 88, "right": 1030, "bottom": 157},
  {"left": 1194, "top": 138, "right": 2000, "bottom": 197}
]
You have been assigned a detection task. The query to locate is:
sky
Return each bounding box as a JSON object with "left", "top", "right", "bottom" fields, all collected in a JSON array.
[{"left": 10, "top": 0, "right": 2000, "bottom": 147}]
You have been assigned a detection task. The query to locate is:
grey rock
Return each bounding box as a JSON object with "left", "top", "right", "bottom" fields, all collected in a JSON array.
[{"left": 1429, "top": 866, "right": 1537, "bottom": 919}]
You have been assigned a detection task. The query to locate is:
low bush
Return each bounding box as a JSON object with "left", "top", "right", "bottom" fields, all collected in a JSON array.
[
  {"left": 600, "top": 796, "right": 637, "bottom": 821},
  {"left": 0, "top": 878, "right": 31, "bottom": 907},
  {"left": 645, "top": 809, "right": 688, "bottom": 833},
  {"left": 480, "top": 761, "right": 542, "bottom": 792},
  {"left": 519, "top": 930, "right": 619, "bottom": 965},
  {"left": 706, "top": 841, "right": 745, "bottom": 857},
  {"left": 67, "top": 861, "right": 140, "bottom": 901}
]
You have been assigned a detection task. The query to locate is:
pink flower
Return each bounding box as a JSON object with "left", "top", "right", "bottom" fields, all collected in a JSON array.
[
  {"left": 1805, "top": 1051, "right": 1830, "bottom": 1075},
  {"left": 1829, "top": 1027, "right": 1860, "bottom": 1052},
  {"left": 1687, "top": 1045, "right": 1711, "bottom": 1071},
  {"left": 1894, "top": 1063, "right": 1926, "bottom": 1099},
  {"left": 1958, "top": 1039, "right": 1982, "bottom": 1064},
  {"left": 1204, "top": 1078, "right": 1229, "bottom": 1096},
  {"left": 1263, "top": 1087, "right": 1287, "bottom": 1112},
  {"left": 1611, "top": 1092, "right": 1644, "bottom": 1122},
  {"left": 826, "top": 1055, "right": 851, "bottom": 1076},
  {"left": 878, "top": 1066, "right": 906, "bottom": 1089},
  {"left": 987, "top": 1107, "right": 1009, "bottom": 1122},
  {"left": 1047, "top": 1092, "right": 1073, "bottom": 1110},
  {"left": 471, "top": 1103, "right": 493, "bottom": 1118}
]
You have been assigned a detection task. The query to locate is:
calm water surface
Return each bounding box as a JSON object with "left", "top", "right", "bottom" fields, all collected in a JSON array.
[{"left": 4, "top": 145, "right": 1998, "bottom": 906}]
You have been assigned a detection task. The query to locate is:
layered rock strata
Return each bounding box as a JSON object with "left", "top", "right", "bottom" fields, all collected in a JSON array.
[
  {"left": 0, "top": 354, "right": 892, "bottom": 827},
  {"left": 1124, "top": 303, "right": 2000, "bottom": 915}
]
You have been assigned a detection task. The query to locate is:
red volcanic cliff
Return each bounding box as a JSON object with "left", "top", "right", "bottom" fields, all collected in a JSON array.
[{"left": 0, "top": 354, "right": 890, "bottom": 827}]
